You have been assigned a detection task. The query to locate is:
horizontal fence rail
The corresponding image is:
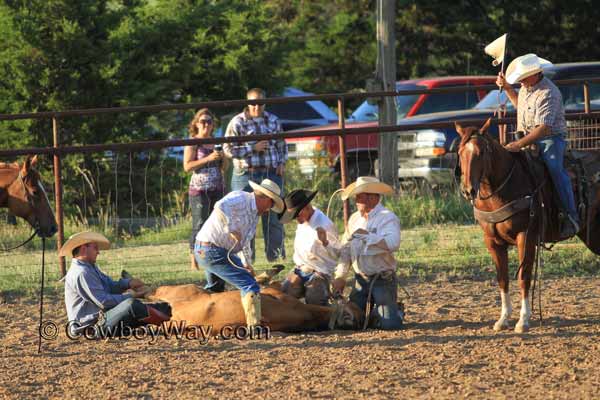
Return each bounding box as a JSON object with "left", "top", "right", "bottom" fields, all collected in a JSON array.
[
  {"left": 1, "top": 112, "right": 600, "bottom": 157},
  {"left": 2, "top": 79, "right": 600, "bottom": 280}
]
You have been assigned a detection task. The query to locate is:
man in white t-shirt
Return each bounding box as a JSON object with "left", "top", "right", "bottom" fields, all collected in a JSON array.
[{"left": 278, "top": 189, "right": 340, "bottom": 305}]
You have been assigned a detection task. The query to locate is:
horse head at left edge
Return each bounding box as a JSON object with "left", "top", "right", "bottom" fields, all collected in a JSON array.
[{"left": 0, "top": 155, "right": 58, "bottom": 238}]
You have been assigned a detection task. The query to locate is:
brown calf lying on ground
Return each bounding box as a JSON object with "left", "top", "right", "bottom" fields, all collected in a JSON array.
[{"left": 147, "top": 284, "right": 363, "bottom": 332}]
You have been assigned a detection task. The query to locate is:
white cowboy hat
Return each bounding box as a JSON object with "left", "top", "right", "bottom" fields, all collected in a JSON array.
[
  {"left": 341, "top": 176, "right": 394, "bottom": 201},
  {"left": 59, "top": 231, "right": 110, "bottom": 258},
  {"left": 248, "top": 179, "right": 284, "bottom": 213},
  {"left": 505, "top": 53, "right": 553, "bottom": 84}
]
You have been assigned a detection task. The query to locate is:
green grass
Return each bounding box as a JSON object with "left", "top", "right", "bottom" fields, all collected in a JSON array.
[
  {"left": 2, "top": 218, "right": 599, "bottom": 298},
  {"left": 2, "top": 169, "right": 599, "bottom": 297}
]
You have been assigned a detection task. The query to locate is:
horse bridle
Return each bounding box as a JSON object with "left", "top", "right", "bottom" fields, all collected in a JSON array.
[
  {"left": 0, "top": 172, "right": 43, "bottom": 251},
  {"left": 460, "top": 130, "right": 516, "bottom": 201}
]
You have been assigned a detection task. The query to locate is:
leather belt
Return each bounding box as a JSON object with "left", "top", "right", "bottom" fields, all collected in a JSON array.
[
  {"left": 247, "top": 166, "right": 275, "bottom": 172},
  {"left": 198, "top": 241, "right": 218, "bottom": 247}
]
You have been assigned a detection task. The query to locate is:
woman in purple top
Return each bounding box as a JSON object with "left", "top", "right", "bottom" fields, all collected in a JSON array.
[{"left": 184, "top": 108, "right": 227, "bottom": 272}]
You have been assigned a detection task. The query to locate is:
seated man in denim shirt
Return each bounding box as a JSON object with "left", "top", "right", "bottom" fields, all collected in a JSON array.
[{"left": 63, "top": 231, "right": 170, "bottom": 336}]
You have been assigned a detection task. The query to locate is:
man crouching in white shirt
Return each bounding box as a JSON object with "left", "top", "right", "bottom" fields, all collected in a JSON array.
[
  {"left": 194, "top": 179, "right": 284, "bottom": 329},
  {"left": 331, "top": 177, "right": 403, "bottom": 330},
  {"left": 278, "top": 189, "right": 341, "bottom": 306}
]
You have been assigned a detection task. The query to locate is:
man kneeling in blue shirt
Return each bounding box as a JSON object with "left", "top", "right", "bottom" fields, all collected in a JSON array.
[{"left": 63, "top": 231, "right": 170, "bottom": 337}]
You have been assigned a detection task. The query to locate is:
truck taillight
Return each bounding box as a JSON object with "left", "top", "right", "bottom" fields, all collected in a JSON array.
[
  {"left": 314, "top": 141, "right": 324, "bottom": 153},
  {"left": 415, "top": 147, "right": 446, "bottom": 157}
]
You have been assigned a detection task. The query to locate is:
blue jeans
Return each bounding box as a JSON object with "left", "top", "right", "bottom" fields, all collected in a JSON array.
[
  {"left": 194, "top": 244, "right": 260, "bottom": 296},
  {"left": 349, "top": 273, "right": 403, "bottom": 330},
  {"left": 537, "top": 135, "right": 577, "bottom": 221},
  {"left": 230, "top": 168, "right": 285, "bottom": 262},
  {"left": 190, "top": 190, "right": 225, "bottom": 291},
  {"left": 100, "top": 298, "right": 151, "bottom": 334},
  {"left": 282, "top": 268, "right": 330, "bottom": 306}
]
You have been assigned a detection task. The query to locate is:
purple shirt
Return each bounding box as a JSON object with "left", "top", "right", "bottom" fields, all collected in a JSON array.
[{"left": 188, "top": 145, "right": 225, "bottom": 195}]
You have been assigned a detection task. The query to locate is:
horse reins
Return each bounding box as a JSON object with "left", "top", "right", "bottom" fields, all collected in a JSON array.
[
  {"left": 0, "top": 229, "right": 38, "bottom": 252},
  {"left": 1, "top": 172, "right": 43, "bottom": 252},
  {"left": 2, "top": 169, "right": 50, "bottom": 351},
  {"left": 463, "top": 131, "right": 517, "bottom": 201},
  {"left": 463, "top": 131, "right": 547, "bottom": 325}
]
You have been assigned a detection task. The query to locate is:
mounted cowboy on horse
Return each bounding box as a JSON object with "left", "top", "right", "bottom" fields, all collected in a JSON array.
[{"left": 456, "top": 53, "right": 600, "bottom": 333}]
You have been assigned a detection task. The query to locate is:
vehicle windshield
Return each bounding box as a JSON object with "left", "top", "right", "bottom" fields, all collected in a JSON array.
[
  {"left": 349, "top": 83, "right": 424, "bottom": 121},
  {"left": 474, "top": 89, "right": 517, "bottom": 111}
]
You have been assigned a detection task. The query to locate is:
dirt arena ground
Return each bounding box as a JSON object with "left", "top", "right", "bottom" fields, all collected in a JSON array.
[{"left": 1, "top": 277, "right": 599, "bottom": 399}]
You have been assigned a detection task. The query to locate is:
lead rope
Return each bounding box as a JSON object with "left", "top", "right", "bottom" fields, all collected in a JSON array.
[
  {"left": 530, "top": 193, "right": 545, "bottom": 326},
  {"left": 0, "top": 229, "right": 37, "bottom": 252},
  {"left": 362, "top": 273, "right": 380, "bottom": 330},
  {"left": 37, "top": 236, "right": 46, "bottom": 353}
]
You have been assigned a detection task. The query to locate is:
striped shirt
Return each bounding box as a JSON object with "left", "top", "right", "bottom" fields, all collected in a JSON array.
[
  {"left": 224, "top": 109, "right": 288, "bottom": 170},
  {"left": 517, "top": 76, "right": 567, "bottom": 136}
]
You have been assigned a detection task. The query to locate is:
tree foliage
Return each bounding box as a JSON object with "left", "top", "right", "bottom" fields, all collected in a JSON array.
[{"left": 1, "top": 0, "right": 599, "bottom": 219}]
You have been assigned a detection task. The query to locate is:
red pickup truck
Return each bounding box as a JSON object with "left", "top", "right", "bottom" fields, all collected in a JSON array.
[{"left": 286, "top": 76, "right": 496, "bottom": 178}]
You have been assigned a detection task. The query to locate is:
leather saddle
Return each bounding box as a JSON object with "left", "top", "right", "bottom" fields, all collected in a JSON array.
[{"left": 516, "top": 147, "right": 600, "bottom": 242}]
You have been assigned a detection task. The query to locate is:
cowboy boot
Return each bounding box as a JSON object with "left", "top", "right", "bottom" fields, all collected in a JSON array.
[
  {"left": 241, "top": 292, "right": 261, "bottom": 328},
  {"left": 140, "top": 304, "right": 171, "bottom": 326}
]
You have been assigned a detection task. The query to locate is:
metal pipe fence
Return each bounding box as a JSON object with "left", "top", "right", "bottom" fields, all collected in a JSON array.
[{"left": 2, "top": 80, "right": 600, "bottom": 278}]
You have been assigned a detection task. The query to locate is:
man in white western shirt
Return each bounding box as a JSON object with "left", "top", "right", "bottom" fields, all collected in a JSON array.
[
  {"left": 195, "top": 179, "right": 284, "bottom": 329},
  {"left": 332, "top": 176, "right": 403, "bottom": 330}
]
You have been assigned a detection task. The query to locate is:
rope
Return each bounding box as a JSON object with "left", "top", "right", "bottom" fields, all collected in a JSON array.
[
  {"left": 0, "top": 229, "right": 37, "bottom": 252},
  {"left": 226, "top": 237, "right": 255, "bottom": 273},
  {"left": 362, "top": 273, "right": 380, "bottom": 330},
  {"left": 326, "top": 188, "right": 345, "bottom": 220},
  {"left": 37, "top": 236, "right": 46, "bottom": 353},
  {"left": 531, "top": 195, "right": 545, "bottom": 326}
]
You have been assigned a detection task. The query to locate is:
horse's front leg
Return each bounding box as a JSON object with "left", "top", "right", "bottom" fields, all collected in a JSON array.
[
  {"left": 515, "top": 231, "right": 536, "bottom": 333},
  {"left": 484, "top": 236, "right": 511, "bottom": 331}
]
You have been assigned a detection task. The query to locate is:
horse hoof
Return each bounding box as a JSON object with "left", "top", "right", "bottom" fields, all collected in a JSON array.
[
  {"left": 514, "top": 323, "right": 529, "bottom": 333},
  {"left": 493, "top": 320, "right": 509, "bottom": 331}
]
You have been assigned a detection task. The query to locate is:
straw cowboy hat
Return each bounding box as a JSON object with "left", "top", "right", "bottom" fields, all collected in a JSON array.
[
  {"left": 505, "top": 54, "right": 552, "bottom": 84},
  {"left": 59, "top": 231, "right": 111, "bottom": 258},
  {"left": 248, "top": 179, "right": 285, "bottom": 213},
  {"left": 278, "top": 189, "right": 318, "bottom": 224},
  {"left": 341, "top": 176, "right": 394, "bottom": 200}
]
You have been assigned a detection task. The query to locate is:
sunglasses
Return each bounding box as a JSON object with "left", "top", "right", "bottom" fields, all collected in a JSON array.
[{"left": 198, "top": 119, "right": 213, "bottom": 125}]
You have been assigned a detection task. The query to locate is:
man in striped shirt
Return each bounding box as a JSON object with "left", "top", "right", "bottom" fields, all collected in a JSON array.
[{"left": 224, "top": 88, "right": 288, "bottom": 262}]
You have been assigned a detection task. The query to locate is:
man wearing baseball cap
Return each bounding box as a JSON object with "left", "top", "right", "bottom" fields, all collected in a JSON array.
[{"left": 62, "top": 232, "right": 171, "bottom": 337}]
